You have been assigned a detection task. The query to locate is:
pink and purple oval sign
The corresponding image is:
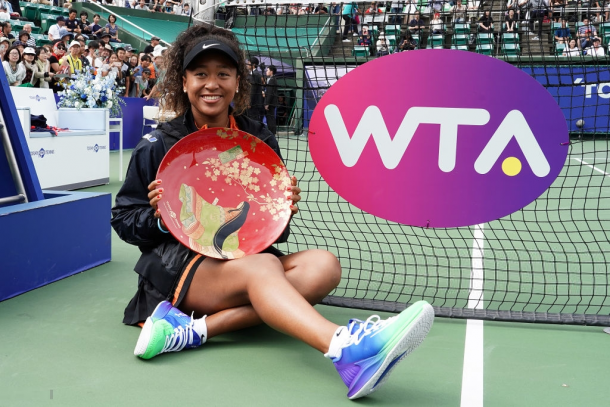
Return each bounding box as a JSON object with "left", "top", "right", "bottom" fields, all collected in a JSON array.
[{"left": 308, "top": 50, "right": 569, "bottom": 228}]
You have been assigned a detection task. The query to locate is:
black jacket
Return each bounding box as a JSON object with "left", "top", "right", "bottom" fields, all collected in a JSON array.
[
  {"left": 111, "top": 111, "right": 290, "bottom": 304},
  {"left": 248, "top": 69, "right": 264, "bottom": 109},
  {"left": 264, "top": 76, "right": 279, "bottom": 107}
]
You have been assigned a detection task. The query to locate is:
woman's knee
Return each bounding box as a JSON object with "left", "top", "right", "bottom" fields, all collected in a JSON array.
[
  {"left": 313, "top": 250, "right": 342, "bottom": 288},
  {"left": 242, "top": 253, "right": 285, "bottom": 280},
  {"left": 296, "top": 249, "right": 342, "bottom": 293}
]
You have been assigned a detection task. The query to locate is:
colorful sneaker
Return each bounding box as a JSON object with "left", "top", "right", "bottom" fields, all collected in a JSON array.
[
  {"left": 134, "top": 301, "right": 205, "bottom": 360},
  {"left": 329, "top": 300, "right": 434, "bottom": 399}
]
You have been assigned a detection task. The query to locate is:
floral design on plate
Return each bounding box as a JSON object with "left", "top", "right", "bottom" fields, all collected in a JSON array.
[{"left": 157, "top": 127, "right": 292, "bottom": 259}]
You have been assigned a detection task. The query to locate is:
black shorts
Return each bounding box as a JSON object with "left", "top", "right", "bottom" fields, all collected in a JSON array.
[
  {"left": 122, "top": 246, "right": 285, "bottom": 326},
  {"left": 122, "top": 254, "right": 206, "bottom": 326}
]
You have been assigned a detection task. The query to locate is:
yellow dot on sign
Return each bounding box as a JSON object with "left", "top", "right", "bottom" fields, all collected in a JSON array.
[{"left": 502, "top": 157, "right": 522, "bottom": 176}]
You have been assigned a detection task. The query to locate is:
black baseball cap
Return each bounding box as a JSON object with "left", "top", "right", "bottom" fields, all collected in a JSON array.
[{"left": 183, "top": 39, "right": 239, "bottom": 72}]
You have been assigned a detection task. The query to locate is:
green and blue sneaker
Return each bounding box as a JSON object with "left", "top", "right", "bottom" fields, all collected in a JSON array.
[
  {"left": 134, "top": 301, "right": 206, "bottom": 360},
  {"left": 327, "top": 300, "right": 434, "bottom": 399}
]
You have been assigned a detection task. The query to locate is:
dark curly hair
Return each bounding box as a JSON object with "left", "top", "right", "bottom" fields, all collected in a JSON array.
[{"left": 160, "top": 23, "right": 250, "bottom": 117}]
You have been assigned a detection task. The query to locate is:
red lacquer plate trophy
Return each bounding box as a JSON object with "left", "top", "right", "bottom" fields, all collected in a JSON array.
[{"left": 157, "top": 127, "right": 292, "bottom": 260}]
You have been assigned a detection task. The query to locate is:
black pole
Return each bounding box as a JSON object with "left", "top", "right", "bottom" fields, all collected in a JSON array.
[{"left": 187, "top": 0, "right": 194, "bottom": 29}]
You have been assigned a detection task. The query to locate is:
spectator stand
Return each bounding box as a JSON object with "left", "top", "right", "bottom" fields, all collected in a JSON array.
[{"left": 74, "top": 2, "right": 188, "bottom": 46}]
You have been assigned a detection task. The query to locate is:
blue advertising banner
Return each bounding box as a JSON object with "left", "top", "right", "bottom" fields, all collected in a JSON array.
[
  {"left": 520, "top": 66, "right": 610, "bottom": 134},
  {"left": 113, "top": 97, "right": 156, "bottom": 150}
]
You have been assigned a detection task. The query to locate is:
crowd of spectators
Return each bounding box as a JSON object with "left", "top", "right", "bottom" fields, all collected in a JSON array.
[
  {"left": 315, "top": 1, "right": 610, "bottom": 56},
  {"left": 2, "top": 9, "right": 168, "bottom": 97},
  {"left": 50, "top": 0, "right": 195, "bottom": 16},
  {"left": 3, "top": 0, "right": 609, "bottom": 90}
]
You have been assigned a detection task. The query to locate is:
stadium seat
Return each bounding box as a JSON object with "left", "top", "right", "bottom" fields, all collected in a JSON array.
[
  {"left": 451, "top": 45, "right": 468, "bottom": 51},
  {"left": 502, "top": 43, "right": 520, "bottom": 56},
  {"left": 453, "top": 23, "right": 471, "bottom": 35},
  {"left": 425, "top": 43, "right": 444, "bottom": 49},
  {"left": 385, "top": 25, "right": 401, "bottom": 36},
  {"left": 24, "top": 3, "right": 39, "bottom": 21},
  {"left": 33, "top": 4, "right": 52, "bottom": 21},
  {"left": 386, "top": 34, "right": 397, "bottom": 47},
  {"left": 477, "top": 33, "right": 494, "bottom": 44},
  {"left": 49, "top": 6, "right": 65, "bottom": 16},
  {"left": 37, "top": 35, "right": 52, "bottom": 46},
  {"left": 352, "top": 46, "right": 369, "bottom": 57},
  {"left": 476, "top": 43, "right": 494, "bottom": 55},
  {"left": 11, "top": 21, "right": 24, "bottom": 32},
  {"left": 601, "top": 22, "right": 610, "bottom": 36},
  {"left": 40, "top": 13, "right": 55, "bottom": 34},
  {"left": 555, "top": 42, "right": 566, "bottom": 55},
  {"left": 429, "top": 33, "right": 444, "bottom": 48},
  {"left": 502, "top": 33, "right": 519, "bottom": 44},
  {"left": 452, "top": 33, "right": 469, "bottom": 46}
]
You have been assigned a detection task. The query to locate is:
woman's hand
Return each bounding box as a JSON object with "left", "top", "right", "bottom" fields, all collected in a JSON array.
[
  {"left": 148, "top": 179, "right": 163, "bottom": 219},
  {"left": 288, "top": 176, "right": 301, "bottom": 216}
]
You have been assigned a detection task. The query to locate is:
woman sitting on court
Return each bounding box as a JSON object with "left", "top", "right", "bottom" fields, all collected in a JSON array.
[{"left": 111, "top": 23, "right": 433, "bottom": 400}]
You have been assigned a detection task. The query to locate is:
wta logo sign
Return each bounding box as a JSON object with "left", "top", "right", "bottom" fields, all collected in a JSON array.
[{"left": 309, "top": 50, "right": 569, "bottom": 228}]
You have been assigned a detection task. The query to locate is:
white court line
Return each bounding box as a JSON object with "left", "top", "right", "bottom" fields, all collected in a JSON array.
[
  {"left": 580, "top": 156, "right": 608, "bottom": 160},
  {"left": 573, "top": 158, "right": 610, "bottom": 178},
  {"left": 460, "top": 224, "right": 485, "bottom": 407}
]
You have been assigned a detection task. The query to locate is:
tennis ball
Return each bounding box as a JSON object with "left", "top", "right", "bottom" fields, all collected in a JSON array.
[{"left": 576, "top": 119, "right": 585, "bottom": 128}]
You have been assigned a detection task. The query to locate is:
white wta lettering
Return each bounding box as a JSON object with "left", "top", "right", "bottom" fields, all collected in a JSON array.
[{"left": 325, "top": 105, "right": 550, "bottom": 177}]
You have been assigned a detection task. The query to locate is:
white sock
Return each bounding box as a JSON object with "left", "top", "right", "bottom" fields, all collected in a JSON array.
[
  {"left": 324, "top": 326, "right": 349, "bottom": 359},
  {"left": 192, "top": 315, "right": 208, "bottom": 344}
]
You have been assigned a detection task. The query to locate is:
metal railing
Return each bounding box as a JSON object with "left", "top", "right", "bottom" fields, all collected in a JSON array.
[{"left": 0, "top": 120, "right": 28, "bottom": 206}]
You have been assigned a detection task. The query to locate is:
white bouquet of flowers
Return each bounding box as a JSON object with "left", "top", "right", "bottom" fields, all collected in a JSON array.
[{"left": 57, "top": 70, "right": 125, "bottom": 118}]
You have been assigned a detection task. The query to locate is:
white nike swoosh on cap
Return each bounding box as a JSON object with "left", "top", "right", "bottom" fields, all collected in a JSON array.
[{"left": 202, "top": 43, "right": 218, "bottom": 50}]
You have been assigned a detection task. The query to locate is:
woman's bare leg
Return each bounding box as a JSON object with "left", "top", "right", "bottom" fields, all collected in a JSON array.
[{"left": 180, "top": 249, "right": 342, "bottom": 353}]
